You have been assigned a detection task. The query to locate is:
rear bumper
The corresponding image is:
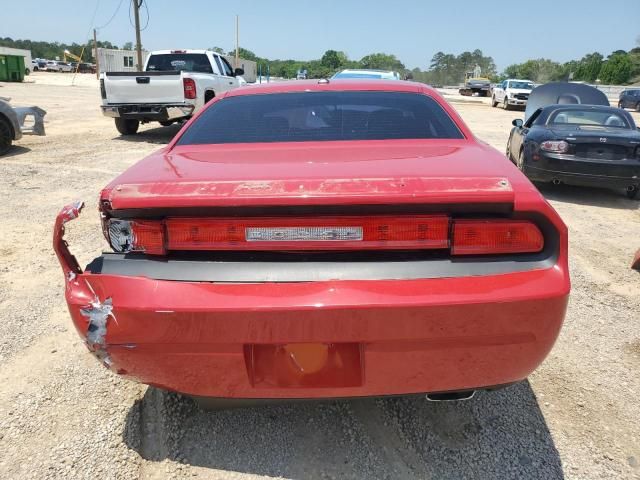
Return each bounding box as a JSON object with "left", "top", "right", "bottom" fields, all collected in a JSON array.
[
  {"left": 64, "top": 267, "right": 568, "bottom": 399},
  {"left": 54, "top": 202, "right": 569, "bottom": 400},
  {"left": 525, "top": 163, "right": 640, "bottom": 189},
  {"left": 101, "top": 103, "right": 194, "bottom": 121}
]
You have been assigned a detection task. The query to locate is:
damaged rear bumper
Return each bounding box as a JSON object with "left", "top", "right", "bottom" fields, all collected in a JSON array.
[{"left": 54, "top": 202, "right": 569, "bottom": 399}]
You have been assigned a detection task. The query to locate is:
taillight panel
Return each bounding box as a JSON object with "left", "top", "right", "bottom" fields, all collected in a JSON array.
[
  {"left": 452, "top": 220, "right": 544, "bottom": 255},
  {"left": 106, "top": 216, "right": 545, "bottom": 257},
  {"left": 183, "top": 78, "right": 196, "bottom": 99}
]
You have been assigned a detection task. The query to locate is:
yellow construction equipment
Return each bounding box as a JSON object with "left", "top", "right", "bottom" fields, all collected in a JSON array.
[{"left": 63, "top": 49, "right": 83, "bottom": 63}]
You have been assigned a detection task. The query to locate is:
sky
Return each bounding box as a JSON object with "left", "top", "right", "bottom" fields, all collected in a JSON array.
[{"left": 3, "top": 0, "right": 639, "bottom": 71}]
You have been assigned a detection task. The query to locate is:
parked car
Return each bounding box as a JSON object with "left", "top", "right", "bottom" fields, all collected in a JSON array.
[
  {"left": 332, "top": 69, "right": 401, "bottom": 80},
  {"left": 55, "top": 80, "right": 570, "bottom": 404},
  {"left": 506, "top": 82, "right": 640, "bottom": 198},
  {"left": 492, "top": 79, "right": 534, "bottom": 110},
  {"left": 31, "top": 60, "right": 40, "bottom": 72},
  {"left": 45, "top": 60, "right": 73, "bottom": 72},
  {"left": 100, "top": 49, "right": 243, "bottom": 135},
  {"left": 296, "top": 69, "right": 307, "bottom": 80},
  {"left": 0, "top": 97, "right": 47, "bottom": 155},
  {"left": 618, "top": 88, "right": 640, "bottom": 112}
]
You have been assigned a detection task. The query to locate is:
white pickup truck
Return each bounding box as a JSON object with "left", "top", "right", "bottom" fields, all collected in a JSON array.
[
  {"left": 100, "top": 49, "right": 244, "bottom": 135},
  {"left": 491, "top": 79, "right": 534, "bottom": 110}
]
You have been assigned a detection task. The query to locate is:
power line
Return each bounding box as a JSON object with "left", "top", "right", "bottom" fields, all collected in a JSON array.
[{"left": 95, "top": 0, "right": 125, "bottom": 31}]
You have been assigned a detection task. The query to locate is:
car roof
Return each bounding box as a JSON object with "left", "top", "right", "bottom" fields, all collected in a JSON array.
[
  {"left": 150, "top": 49, "right": 210, "bottom": 55},
  {"left": 223, "top": 79, "right": 428, "bottom": 98}
]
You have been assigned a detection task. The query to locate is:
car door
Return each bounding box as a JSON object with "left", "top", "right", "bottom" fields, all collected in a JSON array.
[{"left": 215, "top": 55, "right": 238, "bottom": 93}]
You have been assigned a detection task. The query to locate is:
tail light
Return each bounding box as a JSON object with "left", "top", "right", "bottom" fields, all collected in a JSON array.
[
  {"left": 166, "top": 216, "right": 449, "bottom": 251},
  {"left": 108, "top": 219, "right": 165, "bottom": 255},
  {"left": 105, "top": 216, "right": 544, "bottom": 256},
  {"left": 183, "top": 78, "right": 196, "bottom": 99},
  {"left": 452, "top": 220, "right": 544, "bottom": 255},
  {"left": 540, "top": 140, "right": 569, "bottom": 153}
]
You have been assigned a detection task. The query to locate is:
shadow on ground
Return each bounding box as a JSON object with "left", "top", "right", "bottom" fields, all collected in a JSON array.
[
  {"left": 112, "top": 123, "right": 182, "bottom": 144},
  {"left": 537, "top": 182, "right": 639, "bottom": 210},
  {"left": 2, "top": 145, "right": 31, "bottom": 158},
  {"left": 123, "top": 381, "right": 563, "bottom": 479}
]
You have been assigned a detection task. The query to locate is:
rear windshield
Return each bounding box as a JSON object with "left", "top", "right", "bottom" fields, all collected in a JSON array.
[
  {"left": 146, "top": 53, "right": 212, "bottom": 73},
  {"left": 177, "top": 91, "right": 464, "bottom": 145},
  {"left": 549, "top": 109, "right": 631, "bottom": 129}
]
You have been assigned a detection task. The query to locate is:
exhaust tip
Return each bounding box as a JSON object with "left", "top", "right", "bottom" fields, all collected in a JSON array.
[{"left": 426, "top": 390, "right": 475, "bottom": 402}]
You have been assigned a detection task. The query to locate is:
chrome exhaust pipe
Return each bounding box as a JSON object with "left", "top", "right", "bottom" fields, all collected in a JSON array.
[
  {"left": 552, "top": 179, "right": 561, "bottom": 185},
  {"left": 426, "top": 390, "right": 475, "bottom": 402}
]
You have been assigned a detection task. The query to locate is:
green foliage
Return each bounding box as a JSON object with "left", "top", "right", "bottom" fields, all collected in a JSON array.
[
  {"left": 0, "top": 37, "right": 117, "bottom": 63},
  {"left": 121, "top": 42, "right": 134, "bottom": 51},
  {"left": 599, "top": 53, "right": 633, "bottom": 84},
  {"left": 358, "top": 52, "right": 405, "bottom": 71},
  {"left": 573, "top": 52, "right": 603, "bottom": 82}
]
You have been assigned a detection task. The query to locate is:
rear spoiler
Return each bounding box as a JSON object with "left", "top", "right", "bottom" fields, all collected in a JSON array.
[{"left": 103, "top": 177, "right": 515, "bottom": 210}]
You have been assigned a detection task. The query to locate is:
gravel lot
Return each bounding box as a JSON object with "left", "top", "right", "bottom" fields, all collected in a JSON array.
[{"left": 1, "top": 72, "right": 639, "bottom": 479}]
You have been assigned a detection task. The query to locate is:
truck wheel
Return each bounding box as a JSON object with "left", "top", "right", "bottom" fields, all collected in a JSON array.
[
  {"left": 503, "top": 98, "right": 510, "bottom": 111},
  {"left": 0, "top": 117, "right": 13, "bottom": 156},
  {"left": 626, "top": 187, "right": 639, "bottom": 199},
  {"left": 115, "top": 118, "right": 139, "bottom": 135},
  {"left": 491, "top": 96, "right": 498, "bottom": 107},
  {"left": 159, "top": 121, "right": 173, "bottom": 127}
]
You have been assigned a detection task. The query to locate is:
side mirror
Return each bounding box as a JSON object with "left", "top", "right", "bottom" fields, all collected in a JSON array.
[
  {"left": 234, "top": 67, "right": 244, "bottom": 76},
  {"left": 512, "top": 119, "right": 524, "bottom": 128}
]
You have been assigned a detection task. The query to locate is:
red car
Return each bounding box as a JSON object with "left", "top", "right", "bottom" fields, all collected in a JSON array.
[{"left": 54, "top": 80, "right": 570, "bottom": 402}]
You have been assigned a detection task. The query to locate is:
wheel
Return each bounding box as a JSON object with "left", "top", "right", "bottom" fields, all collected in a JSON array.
[
  {"left": 626, "top": 187, "right": 639, "bottom": 199},
  {"left": 491, "top": 96, "right": 498, "bottom": 107},
  {"left": 33, "top": 66, "right": 38, "bottom": 72},
  {"left": 505, "top": 141, "right": 512, "bottom": 161},
  {"left": 25, "top": 68, "right": 30, "bottom": 75},
  {"left": 0, "top": 117, "right": 13, "bottom": 156},
  {"left": 503, "top": 98, "right": 510, "bottom": 110},
  {"left": 114, "top": 118, "right": 139, "bottom": 135},
  {"left": 159, "top": 121, "right": 173, "bottom": 127}
]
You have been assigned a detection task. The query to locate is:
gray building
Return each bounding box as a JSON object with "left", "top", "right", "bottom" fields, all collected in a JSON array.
[{"left": 95, "top": 48, "right": 257, "bottom": 82}]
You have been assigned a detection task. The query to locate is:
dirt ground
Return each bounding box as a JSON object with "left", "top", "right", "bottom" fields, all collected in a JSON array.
[{"left": 1, "top": 72, "right": 639, "bottom": 480}]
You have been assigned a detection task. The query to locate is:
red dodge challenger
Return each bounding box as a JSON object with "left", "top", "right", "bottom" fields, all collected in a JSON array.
[{"left": 54, "top": 80, "right": 570, "bottom": 402}]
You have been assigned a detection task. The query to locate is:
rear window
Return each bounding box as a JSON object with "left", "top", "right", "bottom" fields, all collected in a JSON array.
[
  {"left": 146, "top": 53, "right": 212, "bottom": 73},
  {"left": 549, "top": 108, "right": 631, "bottom": 129},
  {"left": 177, "top": 91, "right": 464, "bottom": 145}
]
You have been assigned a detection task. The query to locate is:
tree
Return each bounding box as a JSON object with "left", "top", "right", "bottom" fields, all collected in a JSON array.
[
  {"left": 210, "top": 46, "right": 225, "bottom": 54},
  {"left": 122, "top": 42, "right": 134, "bottom": 50},
  {"left": 359, "top": 53, "right": 404, "bottom": 71},
  {"left": 599, "top": 53, "right": 633, "bottom": 84},
  {"left": 573, "top": 52, "right": 603, "bottom": 82},
  {"left": 320, "top": 50, "right": 342, "bottom": 69}
]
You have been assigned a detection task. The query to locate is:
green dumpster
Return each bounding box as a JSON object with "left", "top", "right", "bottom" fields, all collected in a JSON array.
[{"left": 0, "top": 54, "right": 26, "bottom": 82}]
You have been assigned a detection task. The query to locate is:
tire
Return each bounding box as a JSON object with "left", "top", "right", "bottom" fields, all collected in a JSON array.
[
  {"left": 491, "top": 96, "right": 498, "bottom": 107},
  {"left": 114, "top": 118, "right": 139, "bottom": 135},
  {"left": 204, "top": 91, "right": 216, "bottom": 103},
  {"left": 503, "top": 98, "right": 510, "bottom": 110},
  {"left": 626, "top": 187, "right": 639, "bottom": 199},
  {"left": 159, "top": 121, "right": 173, "bottom": 127},
  {"left": 33, "top": 67, "right": 38, "bottom": 72},
  {"left": 0, "top": 117, "right": 13, "bottom": 156},
  {"left": 505, "top": 140, "right": 512, "bottom": 162}
]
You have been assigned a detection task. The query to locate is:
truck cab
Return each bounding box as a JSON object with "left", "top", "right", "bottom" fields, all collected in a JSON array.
[{"left": 100, "top": 49, "right": 243, "bottom": 135}]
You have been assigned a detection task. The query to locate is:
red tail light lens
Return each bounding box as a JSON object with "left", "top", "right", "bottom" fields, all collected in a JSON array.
[
  {"left": 165, "top": 216, "right": 450, "bottom": 251},
  {"left": 108, "top": 219, "right": 165, "bottom": 255},
  {"left": 183, "top": 78, "right": 196, "bottom": 99},
  {"left": 452, "top": 220, "right": 544, "bottom": 255}
]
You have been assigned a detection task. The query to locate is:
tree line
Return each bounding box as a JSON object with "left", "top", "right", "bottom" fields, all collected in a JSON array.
[{"left": 2, "top": 35, "right": 639, "bottom": 85}]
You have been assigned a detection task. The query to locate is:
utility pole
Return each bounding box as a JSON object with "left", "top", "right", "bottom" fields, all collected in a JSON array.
[
  {"left": 235, "top": 15, "right": 239, "bottom": 68},
  {"left": 93, "top": 28, "right": 100, "bottom": 80},
  {"left": 133, "top": 0, "right": 143, "bottom": 72}
]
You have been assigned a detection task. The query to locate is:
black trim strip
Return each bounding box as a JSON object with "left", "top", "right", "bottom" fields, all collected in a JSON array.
[{"left": 105, "top": 71, "right": 180, "bottom": 76}]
